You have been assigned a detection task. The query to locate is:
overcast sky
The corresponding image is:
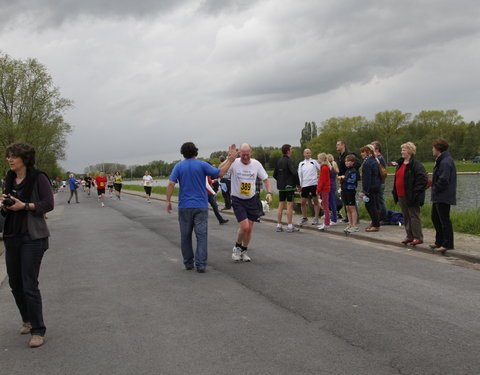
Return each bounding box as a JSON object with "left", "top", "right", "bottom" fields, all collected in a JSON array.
[{"left": 1, "top": 0, "right": 479, "bottom": 172}]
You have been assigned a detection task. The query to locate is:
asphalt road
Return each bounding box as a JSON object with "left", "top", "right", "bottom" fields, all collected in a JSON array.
[{"left": 1, "top": 192, "right": 479, "bottom": 375}]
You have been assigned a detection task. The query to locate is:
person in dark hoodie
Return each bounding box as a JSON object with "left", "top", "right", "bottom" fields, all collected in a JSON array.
[
  {"left": 392, "top": 142, "right": 428, "bottom": 246},
  {"left": 273, "top": 144, "right": 300, "bottom": 233},
  {"left": 1, "top": 142, "right": 54, "bottom": 348},
  {"left": 430, "top": 139, "right": 457, "bottom": 253},
  {"left": 359, "top": 145, "right": 381, "bottom": 232}
]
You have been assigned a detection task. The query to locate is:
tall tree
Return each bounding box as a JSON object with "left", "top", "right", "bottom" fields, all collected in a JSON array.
[
  {"left": 372, "top": 110, "right": 411, "bottom": 163},
  {"left": 300, "top": 121, "right": 317, "bottom": 149},
  {"left": 0, "top": 52, "right": 73, "bottom": 177}
]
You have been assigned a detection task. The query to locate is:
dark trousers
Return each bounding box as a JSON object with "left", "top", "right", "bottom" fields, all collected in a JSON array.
[
  {"left": 4, "top": 235, "right": 48, "bottom": 336},
  {"left": 220, "top": 179, "right": 231, "bottom": 209},
  {"left": 377, "top": 183, "right": 388, "bottom": 222},
  {"left": 431, "top": 202, "right": 454, "bottom": 249},
  {"left": 208, "top": 194, "right": 225, "bottom": 223},
  {"left": 365, "top": 190, "right": 380, "bottom": 227}
]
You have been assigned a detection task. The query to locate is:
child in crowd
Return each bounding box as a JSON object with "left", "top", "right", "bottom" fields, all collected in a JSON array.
[
  {"left": 341, "top": 154, "right": 359, "bottom": 233},
  {"left": 316, "top": 153, "right": 331, "bottom": 230}
]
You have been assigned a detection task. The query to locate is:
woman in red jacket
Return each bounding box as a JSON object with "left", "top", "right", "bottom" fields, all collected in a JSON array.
[{"left": 316, "top": 153, "right": 331, "bottom": 230}]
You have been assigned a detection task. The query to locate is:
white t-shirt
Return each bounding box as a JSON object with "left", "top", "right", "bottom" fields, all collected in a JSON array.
[
  {"left": 229, "top": 158, "right": 268, "bottom": 199},
  {"left": 143, "top": 175, "right": 153, "bottom": 186}
]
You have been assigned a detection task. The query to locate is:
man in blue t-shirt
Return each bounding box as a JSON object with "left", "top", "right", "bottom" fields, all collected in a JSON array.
[{"left": 166, "top": 142, "right": 236, "bottom": 273}]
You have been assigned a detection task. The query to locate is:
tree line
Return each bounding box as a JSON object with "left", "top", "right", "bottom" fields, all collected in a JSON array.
[
  {"left": 0, "top": 52, "right": 73, "bottom": 179},
  {"left": 304, "top": 110, "right": 480, "bottom": 163},
  {"left": 127, "top": 110, "right": 480, "bottom": 176}
]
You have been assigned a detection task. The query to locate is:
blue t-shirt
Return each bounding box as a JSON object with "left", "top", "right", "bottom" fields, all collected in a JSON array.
[{"left": 169, "top": 159, "right": 220, "bottom": 208}]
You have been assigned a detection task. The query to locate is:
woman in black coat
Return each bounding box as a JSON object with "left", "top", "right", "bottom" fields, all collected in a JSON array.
[
  {"left": 392, "top": 142, "right": 428, "bottom": 246},
  {"left": 430, "top": 139, "right": 457, "bottom": 252},
  {"left": 1, "top": 142, "right": 54, "bottom": 348}
]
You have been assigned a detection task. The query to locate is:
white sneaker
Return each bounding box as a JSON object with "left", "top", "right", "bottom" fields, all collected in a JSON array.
[
  {"left": 317, "top": 224, "right": 330, "bottom": 230},
  {"left": 101, "top": 202, "right": 105, "bottom": 207},
  {"left": 298, "top": 217, "right": 308, "bottom": 226},
  {"left": 347, "top": 226, "right": 359, "bottom": 233},
  {"left": 311, "top": 218, "right": 319, "bottom": 225},
  {"left": 343, "top": 225, "right": 351, "bottom": 232},
  {"left": 330, "top": 221, "right": 337, "bottom": 226},
  {"left": 275, "top": 226, "right": 283, "bottom": 232},
  {"left": 286, "top": 226, "right": 299, "bottom": 233},
  {"left": 241, "top": 250, "right": 251, "bottom": 262},
  {"left": 232, "top": 246, "right": 242, "bottom": 261}
]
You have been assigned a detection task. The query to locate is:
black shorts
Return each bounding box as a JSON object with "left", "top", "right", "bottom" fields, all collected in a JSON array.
[
  {"left": 279, "top": 190, "right": 295, "bottom": 202},
  {"left": 232, "top": 196, "right": 262, "bottom": 222},
  {"left": 114, "top": 183, "right": 122, "bottom": 192},
  {"left": 342, "top": 189, "right": 356, "bottom": 206},
  {"left": 97, "top": 188, "right": 106, "bottom": 196},
  {"left": 301, "top": 185, "right": 317, "bottom": 198},
  {"left": 144, "top": 186, "right": 152, "bottom": 195}
]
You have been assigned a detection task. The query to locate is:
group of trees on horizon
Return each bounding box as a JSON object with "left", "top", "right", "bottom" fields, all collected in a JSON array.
[
  {"left": 81, "top": 109, "right": 480, "bottom": 177},
  {"left": 2, "top": 53, "right": 480, "bottom": 180}
]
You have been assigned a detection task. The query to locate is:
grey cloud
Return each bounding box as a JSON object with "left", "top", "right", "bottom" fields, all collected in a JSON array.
[
  {"left": 217, "top": 1, "right": 480, "bottom": 101},
  {"left": 0, "top": 0, "right": 257, "bottom": 30}
]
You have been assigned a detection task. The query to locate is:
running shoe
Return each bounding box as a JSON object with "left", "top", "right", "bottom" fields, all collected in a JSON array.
[
  {"left": 286, "top": 226, "right": 299, "bottom": 233},
  {"left": 317, "top": 224, "right": 330, "bottom": 230},
  {"left": 346, "top": 226, "right": 359, "bottom": 233},
  {"left": 275, "top": 226, "right": 283, "bottom": 232},
  {"left": 311, "top": 218, "right": 319, "bottom": 225},
  {"left": 298, "top": 217, "right": 308, "bottom": 226},
  {"left": 241, "top": 250, "right": 251, "bottom": 262},
  {"left": 232, "top": 246, "right": 242, "bottom": 262},
  {"left": 330, "top": 221, "right": 337, "bottom": 226},
  {"left": 343, "top": 225, "right": 351, "bottom": 232}
]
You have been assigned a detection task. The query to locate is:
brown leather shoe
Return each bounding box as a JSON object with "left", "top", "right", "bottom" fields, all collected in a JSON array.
[
  {"left": 20, "top": 322, "right": 32, "bottom": 335},
  {"left": 429, "top": 243, "right": 439, "bottom": 249},
  {"left": 365, "top": 227, "right": 379, "bottom": 232},
  {"left": 435, "top": 246, "right": 452, "bottom": 254},
  {"left": 29, "top": 335, "right": 44, "bottom": 348}
]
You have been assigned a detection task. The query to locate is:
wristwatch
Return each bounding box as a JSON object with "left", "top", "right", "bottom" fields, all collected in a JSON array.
[{"left": 24, "top": 203, "right": 29, "bottom": 211}]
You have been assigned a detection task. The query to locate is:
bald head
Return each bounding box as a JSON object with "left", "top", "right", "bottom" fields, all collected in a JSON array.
[
  {"left": 303, "top": 148, "right": 312, "bottom": 159},
  {"left": 239, "top": 143, "right": 252, "bottom": 165}
]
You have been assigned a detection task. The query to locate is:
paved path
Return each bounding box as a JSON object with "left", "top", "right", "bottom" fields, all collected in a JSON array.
[{"left": 124, "top": 189, "right": 480, "bottom": 264}]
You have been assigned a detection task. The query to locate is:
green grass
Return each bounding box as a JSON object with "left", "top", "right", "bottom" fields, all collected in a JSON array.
[{"left": 122, "top": 184, "right": 178, "bottom": 196}]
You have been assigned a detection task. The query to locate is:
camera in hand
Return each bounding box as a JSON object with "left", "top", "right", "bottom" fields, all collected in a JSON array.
[{"left": 2, "top": 196, "right": 16, "bottom": 207}]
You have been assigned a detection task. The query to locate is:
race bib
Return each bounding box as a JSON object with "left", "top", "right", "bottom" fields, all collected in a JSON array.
[{"left": 240, "top": 182, "right": 252, "bottom": 196}]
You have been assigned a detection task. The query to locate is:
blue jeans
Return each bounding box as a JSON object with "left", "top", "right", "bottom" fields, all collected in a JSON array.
[
  {"left": 4, "top": 235, "right": 49, "bottom": 336},
  {"left": 178, "top": 208, "right": 208, "bottom": 270}
]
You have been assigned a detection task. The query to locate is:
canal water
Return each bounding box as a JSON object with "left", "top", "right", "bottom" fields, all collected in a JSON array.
[{"left": 124, "top": 174, "right": 479, "bottom": 211}]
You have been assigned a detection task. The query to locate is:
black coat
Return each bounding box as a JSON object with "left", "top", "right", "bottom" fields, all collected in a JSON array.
[
  {"left": 392, "top": 157, "right": 428, "bottom": 207},
  {"left": 431, "top": 151, "right": 457, "bottom": 205},
  {"left": 273, "top": 156, "right": 299, "bottom": 190}
]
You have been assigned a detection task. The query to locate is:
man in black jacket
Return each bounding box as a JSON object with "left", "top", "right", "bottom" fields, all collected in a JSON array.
[
  {"left": 273, "top": 144, "right": 300, "bottom": 232},
  {"left": 430, "top": 139, "right": 457, "bottom": 252}
]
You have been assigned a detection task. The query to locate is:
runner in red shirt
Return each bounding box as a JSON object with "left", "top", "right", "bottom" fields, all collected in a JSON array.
[{"left": 95, "top": 172, "right": 108, "bottom": 207}]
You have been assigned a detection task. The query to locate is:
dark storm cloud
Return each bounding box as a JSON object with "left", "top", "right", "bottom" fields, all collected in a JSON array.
[{"left": 0, "top": 0, "right": 258, "bottom": 29}]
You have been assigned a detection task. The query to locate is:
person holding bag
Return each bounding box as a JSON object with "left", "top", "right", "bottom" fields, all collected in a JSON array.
[{"left": 1, "top": 142, "right": 54, "bottom": 348}]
